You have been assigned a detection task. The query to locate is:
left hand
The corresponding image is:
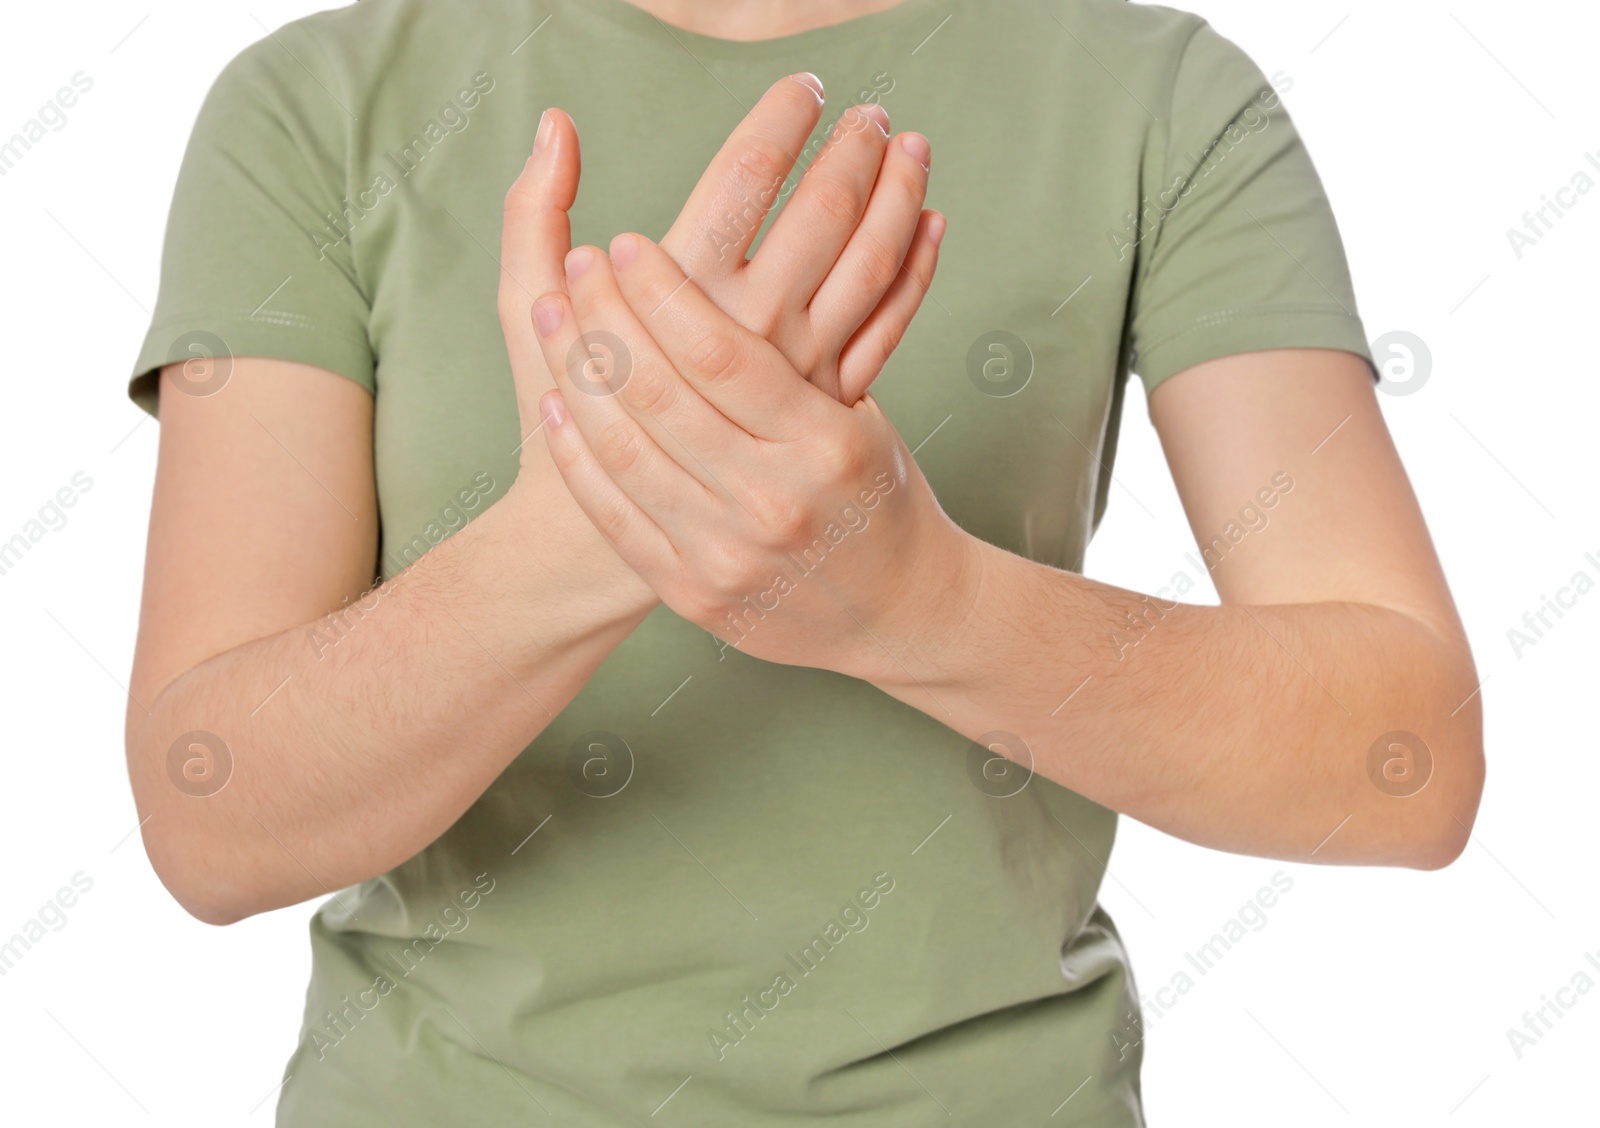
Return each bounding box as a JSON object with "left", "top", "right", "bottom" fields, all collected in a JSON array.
[{"left": 528, "top": 230, "right": 978, "bottom": 678}]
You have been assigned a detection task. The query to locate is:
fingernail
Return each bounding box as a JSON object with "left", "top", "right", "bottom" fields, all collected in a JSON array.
[
  {"left": 534, "top": 110, "right": 554, "bottom": 154},
  {"left": 928, "top": 213, "right": 947, "bottom": 247},
  {"left": 610, "top": 233, "right": 640, "bottom": 270},
  {"left": 565, "top": 246, "right": 594, "bottom": 282},
  {"left": 788, "top": 72, "right": 824, "bottom": 103},
  {"left": 540, "top": 391, "right": 567, "bottom": 430},
  {"left": 900, "top": 132, "right": 931, "bottom": 171},
  {"left": 533, "top": 296, "right": 563, "bottom": 338},
  {"left": 858, "top": 103, "right": 890, "bottom": 136}
]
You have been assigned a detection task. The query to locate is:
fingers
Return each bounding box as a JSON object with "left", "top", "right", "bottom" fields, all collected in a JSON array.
[
  {"left": 612, "top": 234, "right": 835, "bottom": 444},
  {"left": 836, "top": 210, "right": 946, "bottom": 406},
  {"left": 529, "top": 256, "right": 706, "bottom": 529},
  {"left": 498, "top": 109, "right": 580, "bottom": 442},
  {"left": 574, "top": 232, "right": 759, "bottom": 490},
  {"left": 538, "top": 390, "right": 677, "bottom": 578},
  {"left": 746, "top": 104, "right": 894, "bottom": 312},
  {"left": 500, "top": 109, "right": 580, "bottom": 300},
  {"left": 660, "top": 74, "right": 823, "bottom": 282},
  {"left": 806, "top": 131, "right": 931, "bottom": 350}
]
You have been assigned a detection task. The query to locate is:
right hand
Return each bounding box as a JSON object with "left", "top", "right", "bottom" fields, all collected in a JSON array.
[{"left": 497, "top": 73, "right": 943, "bottom": 487}]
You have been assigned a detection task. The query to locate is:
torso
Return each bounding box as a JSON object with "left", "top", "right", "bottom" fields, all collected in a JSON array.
[{"left": 267, "top": 0, "right": 1206, "bottom": 1121}]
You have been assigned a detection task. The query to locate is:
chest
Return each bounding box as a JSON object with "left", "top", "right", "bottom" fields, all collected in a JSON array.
[{"left": 356, "top": 61, "right": 1143, "bottom": 574}]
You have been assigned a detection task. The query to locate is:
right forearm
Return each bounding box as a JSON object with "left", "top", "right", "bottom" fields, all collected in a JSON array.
[{"left": 126, "top": 482, "right": 655, "bottom": 924}]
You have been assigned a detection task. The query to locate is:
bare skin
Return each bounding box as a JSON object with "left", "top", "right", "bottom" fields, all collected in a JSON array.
[
  {"left": 538, "top": 1, "right": 1478, "bottom": 869},
  {"left": 621, "top": 0, "right": 913, "bottom": 40},
  {"left": 126, "top": 77, "right": 942, "bottom": 924},
  {"left": 129, "top": 0, "right": 1484, "bottom": 928},
  {"left": 534, "top": 248, "right": 1483, "bottom": 871}
]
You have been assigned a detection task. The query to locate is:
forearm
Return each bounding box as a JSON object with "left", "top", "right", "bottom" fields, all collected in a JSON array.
[
  {"left": 126, "top": 481, "right": 656, "bottom": 924},
  {"left": 866, "top": 537, "right": 1485, "bottom": 868}
]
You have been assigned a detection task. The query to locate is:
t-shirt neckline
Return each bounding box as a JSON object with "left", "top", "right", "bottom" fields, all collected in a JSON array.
[{"left": 567, "top": 0, "right": 966, "bottom": 63}]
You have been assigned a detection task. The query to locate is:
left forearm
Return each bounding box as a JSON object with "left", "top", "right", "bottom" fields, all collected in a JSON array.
[
  {"left": 517, "top": 163, "right": 1481, "bottom": 871},
  {"left": 863, "top": 536, "right": 1485, "bottom": 869}
]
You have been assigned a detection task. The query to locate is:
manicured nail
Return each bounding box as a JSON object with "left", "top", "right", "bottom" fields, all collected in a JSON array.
[
  {"left": 534, "top": 110, "right": 554, "bottom": 154},
  {"left": 565, "top": 246, "right": 595, "bottom": 282},
  {"left": 858, "top": 103, "right": 890, "bottom": 136},
  {"left": 788, "top": 72, "right": 825, "bottom": 103},
  {"left": 900, "top": 132, "right": 931, "bottom": 171},
  {"left": 540, "top": 391, "right": 567, "bottom": 430},
  {"left": 533, "top": 296, "right": 563, "bottom": 338},
  {"left": 928, "top": 212, "right": 947, "bottom": 247},
  {"left": 610, "top": 233, "right": 640, "bottom": 270}
]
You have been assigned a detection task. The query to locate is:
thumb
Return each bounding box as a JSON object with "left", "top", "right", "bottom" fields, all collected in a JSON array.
[{"left": 498, "top": 108, "right": 582, "bottom": 459}]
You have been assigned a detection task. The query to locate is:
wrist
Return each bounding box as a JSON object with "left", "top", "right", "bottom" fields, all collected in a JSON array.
[
  {"left": 842, "top": 514, "right": 990, "bottom": 688},
  {"left": 490, "top": 464, "right": 660, "bottom": 627}
]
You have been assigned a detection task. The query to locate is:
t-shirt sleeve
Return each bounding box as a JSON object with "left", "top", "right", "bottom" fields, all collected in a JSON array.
[
  {"left": 128, "top": 27, "right": 374, "bottom": 417},
  {"left": 1126, "top": 21, "right": 1374, "bottom": 400}
]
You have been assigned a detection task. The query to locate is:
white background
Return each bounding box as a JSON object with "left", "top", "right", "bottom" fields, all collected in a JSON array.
[{"left": 0, "top": 1, "right": 1594, "bottom": 1124}]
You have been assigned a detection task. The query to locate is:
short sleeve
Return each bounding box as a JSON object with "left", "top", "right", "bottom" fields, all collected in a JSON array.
[
  {"left": 129, "top": 27, "right": 374, "bottom": 417},
  {"left": 1127, "top": 22, "right": 1374, "bottom": 400}
]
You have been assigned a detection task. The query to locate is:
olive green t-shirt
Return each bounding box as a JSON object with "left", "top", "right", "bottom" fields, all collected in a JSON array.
[{"left": 130, "top": 0, "right": 1372, "bottom": 1123}]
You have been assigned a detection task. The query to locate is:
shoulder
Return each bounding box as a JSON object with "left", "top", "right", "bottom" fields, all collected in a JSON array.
[
  {"left": 1032, "top": 0, "right": 1272, "bottom": 93},
  {"left": 1033, "top": 0, "right": 1207, "bottom": 64},
  {"left": 1045, "top": 0, "right": 1204, "bottom": 39},
  {"left": 989, "top": 0, "right": 1263, "bottom": 119},
  {"left": 205, "top": 0, "right": 513, "bottom": 118}
]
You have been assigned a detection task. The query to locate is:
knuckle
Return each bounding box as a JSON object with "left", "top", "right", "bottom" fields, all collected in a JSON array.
[
  {"left": 621, "top": 358, "right": 676, "bottom": 417},
  {"left": 687, "top": 331, "right": 741, "bottom": 384},
  {"left": 592, "top": 495, "right": 634, "bottom": 544},
  {"left": 820, "top": 431, "right": 870, "bottom": 481},
  {"left": 751, "top": 490, "right": 812, "bottom": 546},
  {"left": 808, "top": 178, "right": 865, "bottom": 227},
  {"left": 855, "top": 237, "right": 904, "bottom": 290},
  {"left": 594, "top": 418, "right": 644, "bottom": 473},
  {"left": 730, "top": 139, "right": 790, "bottom": 200},
  {"left": 703, "top": 535, "right": 762, "bottom": 593}
]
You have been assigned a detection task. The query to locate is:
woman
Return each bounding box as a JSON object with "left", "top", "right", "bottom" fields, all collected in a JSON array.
[{"left": 125, "top": 0, "right": 1483, "bottom": 1123}]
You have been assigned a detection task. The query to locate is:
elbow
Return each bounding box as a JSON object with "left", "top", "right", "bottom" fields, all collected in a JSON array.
[
  {"left": 156, "top": 858, "right": 259, "bottom": 927},
  {"left": 1386, "top": 644, "right": 1487, "bottom": 872},
  {"left": 1403, "top": 736, "right": 1486, "bottom": 872},
  {"left": 128, "top": 742, "right": 274, "bottom": 926},
  {"left": 142, "top": 823, "right": 266, "bottom": 927},
  {"left": 1408, "top": 820, "right": 1471, "bottom": 871},
  {"left": 177, "top": 895, "right": 250, "bottom": 928}
]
